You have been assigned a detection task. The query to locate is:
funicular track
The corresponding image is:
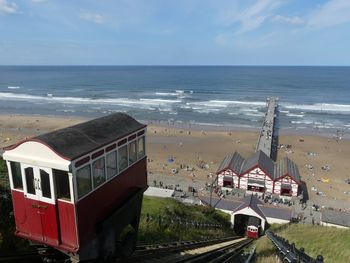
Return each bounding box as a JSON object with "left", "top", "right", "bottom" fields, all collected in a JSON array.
[
  {"left": 0, "top": 247, "right": 67, "bottom": 263},
  {"left": 121, "top": 236, "right": 252, "bottom": 263}
]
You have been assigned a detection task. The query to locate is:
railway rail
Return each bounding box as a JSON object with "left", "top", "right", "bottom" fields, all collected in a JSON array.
[
  {"left": 266, "top": 231, "right": 324, "bottom": 263},
  {"left": 121, "top": 236, "right": 252, "bottom": 263},
  {"left": 0, "top": 247, "right": 67, "bottom": 263}
]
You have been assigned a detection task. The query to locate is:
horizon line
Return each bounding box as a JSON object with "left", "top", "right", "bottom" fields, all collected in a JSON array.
[{"left": 0, "top": 64, "right": 349, "bottom": 67}]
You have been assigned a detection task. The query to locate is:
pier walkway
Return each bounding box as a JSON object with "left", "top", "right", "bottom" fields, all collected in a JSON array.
[{"left": 256, "top": 97, "right": 278, "bottom": 160}]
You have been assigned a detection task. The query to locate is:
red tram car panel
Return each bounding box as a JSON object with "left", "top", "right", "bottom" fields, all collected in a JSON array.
[
  {"left": 76, "top": 158, "right": 147, "bottom": 247},
  {"left": 57, "top": 201, "right": 78, "bottom": 249}
]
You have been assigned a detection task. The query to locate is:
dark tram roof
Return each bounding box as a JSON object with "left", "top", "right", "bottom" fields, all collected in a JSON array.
[{"left": 34, "top": 113, "right": 146, "bottom": 160}]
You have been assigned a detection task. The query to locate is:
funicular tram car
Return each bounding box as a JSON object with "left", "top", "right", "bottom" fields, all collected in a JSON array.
[
  {"left": 246, "top": 217, "right": 260, "bottom": 239},
  {"left": 2, "top": 113, "right": 148, "bottom": 262}
]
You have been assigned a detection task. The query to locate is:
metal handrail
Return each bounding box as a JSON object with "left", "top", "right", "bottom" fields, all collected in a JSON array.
[{"left": 266, "top": 231, "right": 324, "bottom": 263}]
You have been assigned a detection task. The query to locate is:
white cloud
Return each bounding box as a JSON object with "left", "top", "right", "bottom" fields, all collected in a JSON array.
[
  {"left": 272, "top": 15, "right": 304, "bottom": 25},
  {"left": 0, "top": 0, "right": 18, "bottom": 14},
  {"left": 307, "top": 0, "right": 350, "bottom": 28},
  {"left": 79, "top": 12, "right": 106, "bottom": 24},
  {"left": 214, "top": 34, "right": 229, "bottom": 46},
  {"left": 219, "top": 0, "right": 285, "bottom": 35}
]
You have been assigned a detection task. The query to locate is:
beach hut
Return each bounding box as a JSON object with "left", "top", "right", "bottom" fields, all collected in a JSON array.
[{"left": 273, "top": 157, "right": 301, "bottom": 197}]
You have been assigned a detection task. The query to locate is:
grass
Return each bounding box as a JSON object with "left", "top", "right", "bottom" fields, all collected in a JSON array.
[
  {"left": 138, "top": 196, "right": 233, "bottom": 243},
  {"left": 256, "top": 223, "right": 350, "bottom": 262},
  {"left": 0, "top": 157, "right": 9, "bottom": 189}
]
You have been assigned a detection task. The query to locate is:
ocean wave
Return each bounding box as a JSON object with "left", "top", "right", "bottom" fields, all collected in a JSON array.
[
  {"left": 286, "top": 113, "right": 304, "bottom": 118},
  {"left": 186, "top": 100, "right": 266, "bottom": 108},
  {"left": 282, "top": 103, "right": 350, "bottom": 113},
  {"left": 290, "top": 120, "right": 314, "bottom": 125},
  {"left": 155, "top": 92, "right": 178, "bottom": 96},
  {"left": 0, "top": 92, "right": 181, "bottom": 109},
  {"left": 8, "top": 86, "right": 20, "bottom": 89}
]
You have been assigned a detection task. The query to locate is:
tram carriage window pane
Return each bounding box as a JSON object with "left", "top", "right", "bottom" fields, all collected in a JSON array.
[
  {"left": 92, "top": 157, "right": 106, "bottom": 188},
  {"left": 138, "top": 137, "right": 145, "bottom": 159},
  {"left": 54, "top": 170, "right": 71, "bottom": 201},
  {"left": 10, "top": 162, "right": 23, "bottom": 189},
  {"left": 76, "top": 165, "right": 92, "bottom": 199},
  {"left": 118, "top": 145, "right": 128, "bottom": 172},
  {"left": 25, "top": 167, "right": 35, "bottom": 195},
  {"left": 40, "top": 169, "right": 51, "bottom": 198},
  {"left": 129, "top": 141, "right": 137, "bottom": 165},
  {"left": 106, "top": 151, "right": 117, "bottom": 179}
]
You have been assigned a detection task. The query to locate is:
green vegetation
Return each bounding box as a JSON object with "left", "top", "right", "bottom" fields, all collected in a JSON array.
[
  {"left": 0, "top": 184, "right": 30, "bottom": 252},
  {"left": 256, "top": 224, "right": 350, "bottom": 262},
  {"left": 138, "top": 196, "right": 232, "bottom": 243},
  {"left": 0, "top": 157, "right": 9, "bottom": 189}
]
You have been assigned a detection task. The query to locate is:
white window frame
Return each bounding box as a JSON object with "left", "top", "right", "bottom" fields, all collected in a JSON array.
[
  {"left": 6, "top": 161, "right": 24, "bottom": 192},
  {"left": 22, "top": 164, "right": 56, "bottom": 205},
  {"left": 72, "top": 128, "right": 147, "bottom": 201}
]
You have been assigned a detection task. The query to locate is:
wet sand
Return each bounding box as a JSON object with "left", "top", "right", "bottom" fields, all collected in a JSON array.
[{"left": 1, "top": 114, "right": 349, "bottom": 210}]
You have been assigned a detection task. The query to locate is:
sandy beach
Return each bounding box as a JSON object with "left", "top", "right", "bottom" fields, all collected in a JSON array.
[{"left": 1, "top": 114, "right": 349, "bottom": 210}]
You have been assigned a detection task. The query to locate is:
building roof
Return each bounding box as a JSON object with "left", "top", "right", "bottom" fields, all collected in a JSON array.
[
  {"left": 216, "top": 151, "right": 245, "bottom": 175},
  {"left": 200, "top": 195, "right": 292, "bottom": 222},
  {"left": 241, "top": 150, "right": 274, "bottom": 177},
  {"left": 274, "top": 157, "right": 301, "bottom": 183},
  {"left": 216, "top": 150, "right": 301, "bottom": 184},
  {"left": 199, "top": 196, "right": 242, "bottom": 211},
  {"left": 321, "top": 209, "right": 350, "bottom": 227},
  {"left": 5, "top": 113, "right": 146, "bottom": 161},
  {"left": 259, "top": 206, "right": 292, "bottom": 220},
  {"left": 144, "top": 187, "right": 174, "bottom": 198},
  {"left": 232, "top": 195, "right": 266, "bottom": 219}
]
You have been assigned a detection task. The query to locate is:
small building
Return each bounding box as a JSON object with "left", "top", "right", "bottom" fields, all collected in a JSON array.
[
  {"left": 216, "top": 150, "right": 301, "bottom": 197},
  {"left": 217, "top": 152, "right": 244, "bottom": 188},
  {"left": 239, "top": 151, "right": 274, "bottom": 194},
  {"left": 320, "top": 209, "right": 350, "bottom": 229},
  {"left": 274, "top": 157, "right": 301, "bottom": 197},
  {"left": 199, "top": 195, "right": 292, "bottom": 235}
]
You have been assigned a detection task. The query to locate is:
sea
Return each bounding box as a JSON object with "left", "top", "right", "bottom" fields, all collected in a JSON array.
[{"left": 0, "top": 66, "right": 349, "bottom": 135}]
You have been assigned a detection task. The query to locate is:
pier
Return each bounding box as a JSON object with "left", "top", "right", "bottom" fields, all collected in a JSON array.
[{"left": 256, "top": 97, "right": 279, "bottom": 160}]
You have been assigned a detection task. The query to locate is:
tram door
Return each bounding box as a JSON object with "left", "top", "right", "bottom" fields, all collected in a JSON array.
[{"left": 22, "top": 164, "right": 60, "bottom": 245}]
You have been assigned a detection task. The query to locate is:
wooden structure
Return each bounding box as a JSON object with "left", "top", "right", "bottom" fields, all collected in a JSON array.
[
  {"left": 256, "top": 97, "right": 278, "bottom": 160},
  {"left": 3, "top": 113, "right": 147, "bottom": 262}
]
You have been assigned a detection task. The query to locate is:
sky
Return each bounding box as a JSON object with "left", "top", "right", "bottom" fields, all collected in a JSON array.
[{"left": 0, "top": 0, "right": 350, "bottom": 65}]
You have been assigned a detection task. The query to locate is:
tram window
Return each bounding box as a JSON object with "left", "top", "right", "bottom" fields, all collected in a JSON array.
[
  {"left": 10, "top": 162, "right": 23, "bottom": 189},
  {"left": 40, "top": 169, "right": 51, "bottom": 198},
  {"left": 118, "top": 144, "right": 128, "bottom": 172},
  {"left": 138, "top": 137, "right": 145, "bottom": 159},
  {"left": 92, "top": 157, "right": 105, "bottom": 188},
  {"left": 129, "top": 141, "right": 137, "bottom": 165},
  {"left": 76, "top": 165, "right": 92, "bottom": 199},
  {"left": 106, "top": 151, "right": 117, "bottom": 179},
  {"left": 54, "top": 170, "right": 71, "bottom": 201},
  {"left": 25, "top": 167, "right": 35, "bottom": 194}
]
